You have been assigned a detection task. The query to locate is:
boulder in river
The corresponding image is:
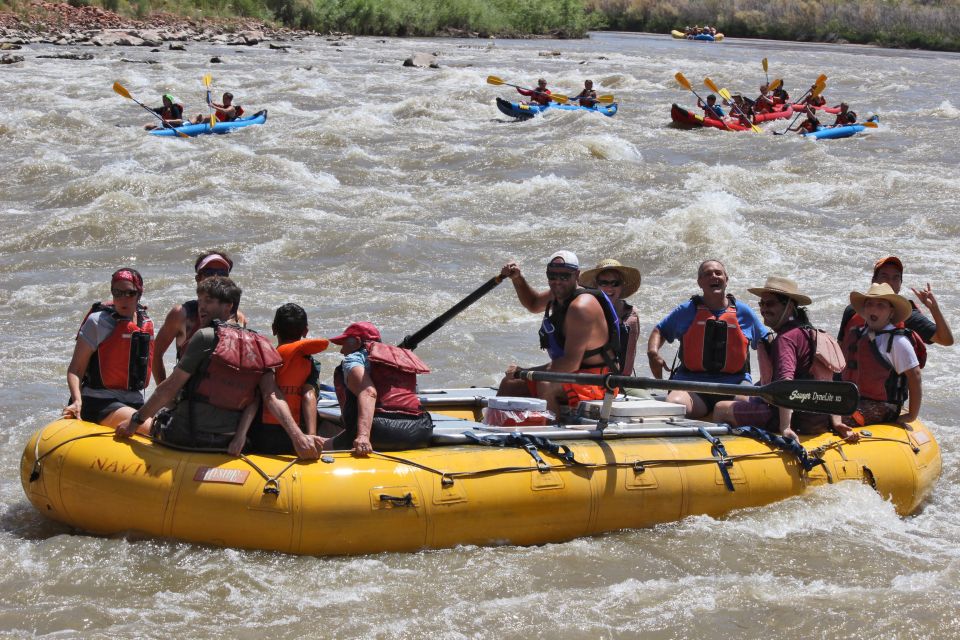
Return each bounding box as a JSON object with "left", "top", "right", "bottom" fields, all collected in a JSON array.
[
  {"left": 0, "top": 53, "right": 24, "bottom": 64},
  {"left": 0, "top": 42, "right": 22, "bottom": 50},
  {"left": 210, "top": 56, "right": 222, "bottom": 63},
  {"left": 403, "top": 52, "right": 440, "bottom": 68},
  {"left": 169, "top": 43, "right": 186, "bottom": 51}
]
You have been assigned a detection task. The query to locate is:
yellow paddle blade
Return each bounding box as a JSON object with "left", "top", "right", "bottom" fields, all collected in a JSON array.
[
  {"left": 862, "top": 121, "right": 878, "bottom": 128},
  {"left": 762, "top": 57, "right": 768, "bottom": 72},
  {"left": 486, "top": 75, "right": 505, "bottom": 86},
  {"left": 718, "top": 88, "right": 732, "bottom": 102},
  {"left": 596, "top": 94, "right": 615, "bottom": 104},
  {"left": 112, "top": 81, "right": 132, "bottom": 100},
  {"left": 675, "top": 72, "right": 692, "bottom": 91},
  {"left": 551, "top": 93, "right": 569, "bottom": 104},
  {"left": 751, "top": 123, "right": 762, "bottom": 133},
  {"left": 816, "top": 74, "right": 827, "bottom": 86},
  {"left": 703, "top": 77, "right": 720, "bottom": 94},
  {"left": 811, "top": 82, "right": 825, "bottom": 98},
  {"left": 203, "top": 73, "right": 212, "bottom": 87},
  {"left": 210, "top": 114, "right": 216, "bottom": 128},
  {"left": 769, "top": 78, "right": 782, "bottom": 91}
]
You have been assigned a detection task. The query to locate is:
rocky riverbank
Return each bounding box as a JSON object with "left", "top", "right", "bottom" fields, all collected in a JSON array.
[{"left": 0, "top": 0, "right": 308, "bottom": 51}]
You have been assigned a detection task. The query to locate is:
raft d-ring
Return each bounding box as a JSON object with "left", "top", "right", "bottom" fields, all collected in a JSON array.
[
  {"left": 263, "top": 479, "right": 281, "bottom": 496},
  {"left": 29, "top": 460, "right": 41, "bottom": 483}
]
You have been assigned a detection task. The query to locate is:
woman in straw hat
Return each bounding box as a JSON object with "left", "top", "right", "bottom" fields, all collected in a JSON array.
[
  {"left": 580, "top": 259, "right": 642, "bottom": 375},
  {"left": 839, "top": 282, "right": 923, "bottom": 428},
  {"left": 714, "top": 276, "right": 860, "bottom": 443}
]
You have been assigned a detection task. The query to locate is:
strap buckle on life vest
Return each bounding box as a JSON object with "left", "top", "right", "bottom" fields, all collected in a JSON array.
[{"left": 697, "top": 426, "right": 735, "bottom": 491}]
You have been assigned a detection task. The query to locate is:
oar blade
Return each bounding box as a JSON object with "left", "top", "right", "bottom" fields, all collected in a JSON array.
[
  {"left": 762, "top": 57, "right": 768, "bottom": 72},
  {"left": 486, "top": 75, "right": 505, "bottom": 86},
  {"left": 551, "top": 93, "right": 569, "bottom": 104},
  {"left": 718, "top": 88, "right": 732, "bottom": 102},
  {"left": 862, "top": 121, "right": 878, "bottom": 128},
  {"left": 596, "top": 94, "right": 615, "bottom": 104},
  {"left": 769, "top": 78, "right": 782, "bottom": 91},
  {"left": 112, "top": 81, "right": 132, "bottom": 99},
  {"left": 703, "top": 77, "right": 720, "bottom": 94},
  {"left": 760, "top": 379, "right": 859, "bottom": 415},
  {"left": 674, "top": 72, "right": 692, "bottom": 91},
  {"left": 203, "top": 73, "right": 212, "bottom": 87}
]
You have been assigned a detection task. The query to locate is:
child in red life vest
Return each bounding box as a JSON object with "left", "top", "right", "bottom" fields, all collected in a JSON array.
[
  {"left": 840, "top": 283, "right": 923, "bottom": 427},
  {"left": 228, "top": 304, "right": 329, "bottom": 455}
]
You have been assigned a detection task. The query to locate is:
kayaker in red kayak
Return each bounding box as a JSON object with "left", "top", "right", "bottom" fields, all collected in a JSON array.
[
  {"left": 517, "top": 78, "right": 552, "bottom": 106},
  {"left": 698, "top": 94, "right": 725, "bottom": 119}
]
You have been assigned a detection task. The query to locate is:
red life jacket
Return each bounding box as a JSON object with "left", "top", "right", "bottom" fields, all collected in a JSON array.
[
  {"left": 334, "top": 342, "right": 429, "bottom": 417},
  {"left": 843, "top": 312, "right": 927, "bottom": 367},
  {"left": 79, "top": 302, "right": 154, "bottom": 392},
  {"left": 189, "top": 323, "right": 282, "bottom": 411},
  {"left": 841, "top": 325, "right": 923, "bottom": 407},
  {"left": 261, "top": 338, "right": 329, "bottom": 426},
  {"left": 680, "top": 295, "right": 750, "bottom": 375}
]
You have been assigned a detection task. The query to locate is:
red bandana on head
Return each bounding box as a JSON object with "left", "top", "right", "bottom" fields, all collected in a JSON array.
[{"left": 111, "top": 269, "right": 143, "bottom": 294}]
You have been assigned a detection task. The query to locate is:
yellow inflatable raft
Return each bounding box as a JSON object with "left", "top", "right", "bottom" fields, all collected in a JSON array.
[{"left": 20, "top": 389, "right": 941, "bottom": 556}]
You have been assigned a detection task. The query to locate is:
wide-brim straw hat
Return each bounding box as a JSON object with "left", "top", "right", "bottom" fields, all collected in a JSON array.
[
  {"left": 579, "top": 259, "right": 642, "bottom": 299},
  {"left": 850, "top": 282, "right": 912, "bottom": 325},
  {"left": 747, "top": 276, "right": 812, "bottom": 306}
]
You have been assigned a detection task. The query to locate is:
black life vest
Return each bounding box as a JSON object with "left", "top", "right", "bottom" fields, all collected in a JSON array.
[{"left": 538, "top": 288, "right": 623, "bottom": 374}]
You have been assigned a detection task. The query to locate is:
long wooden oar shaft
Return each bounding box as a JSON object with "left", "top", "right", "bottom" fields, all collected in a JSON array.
[
  {"left": 514, "top": 369, "right": 859, "bottom": 415},
  {"left": 398, "top": 275, "right": 504, "bottom": 350}
]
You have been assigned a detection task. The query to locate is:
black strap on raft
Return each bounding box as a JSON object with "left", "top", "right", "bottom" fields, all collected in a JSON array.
[
  {"left": 463, "top": 432, "right": 580, "bottom": 472},
  {"left": 696, "top": 426, "right": 735, "bottom": 492},
  {"left": 730, "top": 425, "right": 826, "bottom": 472}
]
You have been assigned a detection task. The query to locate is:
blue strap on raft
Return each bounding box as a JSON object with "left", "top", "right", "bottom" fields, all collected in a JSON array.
[
  {"left": 731, "top": 425, "right": 827, "bottom": 472},
  {"left": 463, "top": 431, "right": 580, "bottom": 471}
]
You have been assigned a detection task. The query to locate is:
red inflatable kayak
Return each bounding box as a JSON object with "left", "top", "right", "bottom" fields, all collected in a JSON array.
[
  {"left": 753, "top": 107, "right": 794, "bottom": 123},
  {"left": 791, "top": 103, "right": 842, "bottom": 114},
  {"left": 670, "top": 104, "right": 750, "bottom": 131}
]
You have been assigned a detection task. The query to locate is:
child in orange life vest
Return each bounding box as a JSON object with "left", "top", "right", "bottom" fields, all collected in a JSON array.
[
  {"left": 840, "top": 283, "right": 923, "bottom": 428},
  {"left": 228, "top": 304, "right": 329, "bottom": 456}
]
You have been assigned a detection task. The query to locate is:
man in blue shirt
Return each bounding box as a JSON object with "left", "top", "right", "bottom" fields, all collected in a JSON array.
[{"left": 647, "top": 259, "right": 769, "bottom": 418}]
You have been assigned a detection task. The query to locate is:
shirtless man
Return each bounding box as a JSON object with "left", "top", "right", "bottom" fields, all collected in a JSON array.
[
  {"left": 497, "top": 251, "right": 620, "bottom": 415},
  {"left": 152, "top": 251, "right": 245, "bottom": 383}
]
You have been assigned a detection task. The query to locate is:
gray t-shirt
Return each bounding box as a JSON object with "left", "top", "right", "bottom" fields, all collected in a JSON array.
[
  {"left": 78, "top": 309, "right": 144, "bottom": 404},
  {"left": 169, "top": 326, "right": 244, "bottom": 435}
]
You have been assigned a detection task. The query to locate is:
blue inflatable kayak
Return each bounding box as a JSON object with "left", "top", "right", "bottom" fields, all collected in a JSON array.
[
  {"left": 496, "top": 97, "right": 618, "bottom": 120},
  {"left": 803, "top": 115, "right": 879, "bottom": 140},
  {"left": 150, "top": 110, "right": 268, "bottom": 137}
]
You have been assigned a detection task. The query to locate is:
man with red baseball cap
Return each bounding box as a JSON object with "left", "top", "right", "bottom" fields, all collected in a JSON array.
[
  {"left": 153, "top": 250, "right": 247, "bottom": 383},
  {"left": 327, "top": 322, "right": 433, "bottom": 455},
  {"left": 837, "top": 256, "right": 954, "bottom": 347}
]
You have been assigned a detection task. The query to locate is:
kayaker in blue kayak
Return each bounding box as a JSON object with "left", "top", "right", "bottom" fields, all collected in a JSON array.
[
  {"left": 697, "top": 94, "right": 724, "bottom": 119},
  {"left": 517, "top": 78, "right": 552, "bottom": 106},
  {"left": 191, "top": 92, "right": 243, "bottom": 124},
  {"left": 574, "top": 79, "right": 598, "bottom": 107},
  {"left": 143, "top": 94, "right": 184, "bottom": 130},
  {"left": 785, "top": 106, "right": 820, "bottom": 134},
  {"left": 832, "top": 103, "right": 857, "bottom": 126}
]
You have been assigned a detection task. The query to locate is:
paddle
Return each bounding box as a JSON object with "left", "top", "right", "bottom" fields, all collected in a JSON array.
[
  {"left": 762, "top": 57, "right": 769, "bottom": 84},
  {"left": 776, "top": 79, "right": 826, "bottom": 135},
  {"left": 113, "top": 81, "right": 189, "bottom": 138},
  {"left": 486, "top": 75, "right": 570, "bottom": 104},
  {"left": 513, "top": 369, "right": 859, "bottom": 415},
  {"left": 202, "top": 73, "right": 216, "bottom": 129},
  {"left": 397, "top": 275, "right": 504, "bottom": 351},
  {"left": 704, "top": 77, "right": 762, "bottom": 132},
  {"left": 675, "top": 71, "right": 729, "bottom": 130}
]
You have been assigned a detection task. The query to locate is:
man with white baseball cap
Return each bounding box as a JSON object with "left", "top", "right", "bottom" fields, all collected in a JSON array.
[
  {"left": 153, "top": 250, "right": 246, "bottom": 383},
  {"left": 497, "top": 250, "right": 622, "bottom": 416}
]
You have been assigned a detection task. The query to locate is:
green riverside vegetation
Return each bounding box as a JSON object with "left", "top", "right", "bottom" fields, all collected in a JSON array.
[
  {"left": 3, "top": 0, "right": 957, "bottom": 50},
  {"left": 588, "top": 0, "right": 960, "bottom": 51}
]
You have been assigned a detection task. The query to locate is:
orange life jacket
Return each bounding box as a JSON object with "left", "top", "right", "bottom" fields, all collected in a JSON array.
[
  {"left": 261, "top": 338, "right": 329, "bottom": 426},
  {"left": 80, "top": 302, "right": 154, "bottom": 392},
  {"left": 679, "top": 295, "right": 749, "bottom": 375}
]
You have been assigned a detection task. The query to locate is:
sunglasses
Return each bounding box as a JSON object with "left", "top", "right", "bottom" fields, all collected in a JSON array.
[
  {"left": 546, "top": 271, "right": 573, "bottom": 282},
  {"left": 198, "top": 268, "right": 230, "bottom": 278},
  {"left": 597, "top": 279, "right": 622, "bottom": 287},
  {"left": 758, "top": 298, "right": 784, "bottom": 308},
  {"left": 111, "top": 288, "right": 139, "bottom": 298}
]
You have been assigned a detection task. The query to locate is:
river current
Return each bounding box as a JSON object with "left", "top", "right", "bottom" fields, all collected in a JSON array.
[{"left": 1, "top": 31, "right": 959, "bottom": 638}]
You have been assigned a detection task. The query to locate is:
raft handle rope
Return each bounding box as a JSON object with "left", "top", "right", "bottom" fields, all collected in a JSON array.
[
  {"left": 697, "top": 426, "right": 735, "bottom": 491},
  {"left": 379, "top": 493, "right": 415, "bottom": 507}
]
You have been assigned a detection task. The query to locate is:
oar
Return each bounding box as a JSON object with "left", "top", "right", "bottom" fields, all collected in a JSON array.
[
  {"left": 704, "top": 77, "right": 762, "bottom": 133},
  {"left": 486, "top": 75, "right": 570, "bottom": 104},
  {"left": 113, "top": 81, "right": 189, "bottom": 138},
  {"left": 769, "top": 78, "right": 782, "bottom": 92},
  {"left": 776, "top": 78, "right": 826, "bottom": 135},
  {"left": 762, "top": 57, "right": 770, "bottom": 84},
  {"left": 514, "top": 369, "right": 859, "bottom": 415},
  {"left": 397, "top": 275, "right": 504, "bottom": 351},
  {"left": 202, "top": 73, "right": 216, "bottom": 129},
  {"left": 675, "top": 71, "right": 729, "bottom": 130}
]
